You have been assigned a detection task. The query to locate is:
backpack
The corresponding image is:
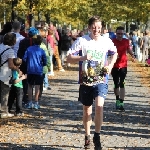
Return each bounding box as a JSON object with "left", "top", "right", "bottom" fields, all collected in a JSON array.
[{"left": 0, "top": 48, "right": 10, "bottom": 67}]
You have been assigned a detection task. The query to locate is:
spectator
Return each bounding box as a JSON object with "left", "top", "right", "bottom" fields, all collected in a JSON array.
[
  {"left": 108, "top": 28, "right": 116, "bottom": 39},
  {"left": 40, "top": 41, "right": 51, "bottom": 92},
  {"left": 49, "top": 22, "right": 65, "bottom": 71},
  {"left": 37, "top": 23, "right": 47, "bottom": 45},
  {"left": 0, "top": 22, "right": 12, "bottom": 44},
  {"left": 8, "top": 58, "right": 26, "bottom": 116},
  {"left": 141, "top": 30, "right": 150, "bottom": 63},
  {"left": 0, "top": 32, "right": 17, "bottom": 118},
  {"left": 131, "top": 31, "right": 138, "bottom": 58},
  {"left": 12, "top": 21, "right": 25, "bottom": 57},
  {"left": 47, "top": 29, "right": 55, "bottom": 76},
  {"left": 20, "top": 24, "right": 28, "bottom": 38},
  {"left": 61, "top": 29, "right": 72, "bottom": 67},
  {"left": 78, "top": 31, "right": 85, "bottom": 37},
  {"left": 39, "top": 30, "right": 51, "bottom": 91},
  {"left": 102, "top": 27, "right": 109, "bottom": 38},
  {"left": 17, "top": 27, "right": 39, "bottom": 105},
  {"left": 23, "top": 35, "right": 47, "bottom": 110}
]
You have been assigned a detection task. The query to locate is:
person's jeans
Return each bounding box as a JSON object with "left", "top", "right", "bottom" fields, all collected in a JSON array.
[
  {"left": 44, "top": 73, "right": 49, "bottom": 88},
  {"left": 22, "top": 79, "right": 28, "bottom": 104},
  {"left": 8, "top": 85, "right": 23, "bottom": 113},
  {"left": 48, "top": 55, "right": 54, "bottom": 73},
  {"left": 61, "top": 51, "right": 67, "bottom": 65},
  {"left": 0, "top": 81, "right": 9, "bottom": 114},
  {"left": 39, "top": 74, "right": 50, "bottom": 100}
]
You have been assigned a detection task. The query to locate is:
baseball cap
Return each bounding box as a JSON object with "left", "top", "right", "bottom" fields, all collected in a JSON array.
[{"left": 28, "top": 27, "right": 39, "bottom": 36}]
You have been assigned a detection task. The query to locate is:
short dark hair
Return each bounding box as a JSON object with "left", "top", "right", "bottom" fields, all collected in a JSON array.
[
  {"left": 116, "top": 26, "right": 124, "bottom": 32},
  {"left": 34, "top": 35, "right": 43, "bottom": 45},
  {"left": 88, "top": 16, "right": 102, "bottom": 26},
  {"left": 3, "top": 32, "right": 16, "bottom": 46}
]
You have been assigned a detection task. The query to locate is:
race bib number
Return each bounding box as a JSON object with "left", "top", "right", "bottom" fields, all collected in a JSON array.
[{"left": 87, "top": 50, "right": 104, "bottom": 62}]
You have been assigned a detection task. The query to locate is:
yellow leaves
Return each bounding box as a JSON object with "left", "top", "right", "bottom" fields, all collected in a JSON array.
[{"left": 0, "top": 0, "right": 150, "bottom": 27}]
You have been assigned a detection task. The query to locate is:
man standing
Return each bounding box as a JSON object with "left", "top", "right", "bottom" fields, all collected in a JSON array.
[
  {"left": 141, "top": 30, "right": 150, "bottom": 63},
  {"left": 67, "top": 16, "right": 118, "bottom": 150},
  {"left": 111, "top": 26, "right": 135, "bottom": 111},
  {"left": 12, "top": 21, "right": 25, "bottom": 57}
]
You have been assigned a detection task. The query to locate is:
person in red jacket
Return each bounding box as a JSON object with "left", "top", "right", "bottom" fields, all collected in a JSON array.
[{"left": 111, "top": 26, "right": 135, "bottom": 111}]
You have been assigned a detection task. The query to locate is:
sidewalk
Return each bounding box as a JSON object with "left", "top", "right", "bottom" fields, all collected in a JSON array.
[{"left": 0, "top": 62, "right": 150, "bottom": 150}]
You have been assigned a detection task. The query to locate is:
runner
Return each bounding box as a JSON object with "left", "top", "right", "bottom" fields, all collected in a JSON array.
[
  {"left": 67, "top": 16, "right": 118, "bottom": 150},
  {"left": 111, "top": 26, "right": 135, "bottom": 111}
]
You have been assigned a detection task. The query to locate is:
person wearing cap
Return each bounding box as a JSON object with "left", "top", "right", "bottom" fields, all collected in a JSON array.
[
  {"left": 12, "top": 21, "right": 25, "bottom": 57},
  {"left": 17, "top": 27, "right": 39, "bottom": 105}
]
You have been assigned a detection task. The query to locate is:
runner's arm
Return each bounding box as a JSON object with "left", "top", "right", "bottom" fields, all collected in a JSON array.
[
  {"left": 127, "top": 48, "right": 135, "bottom": 59},
  {"left": 108, "top": 52, "right": 118, "bottom": 68},
  {"left": 67, "top": 54, "right": 87, "bottom": 63}
]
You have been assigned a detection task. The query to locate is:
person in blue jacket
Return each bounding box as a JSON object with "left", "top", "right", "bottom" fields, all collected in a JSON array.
[{"left": 23, "top": 35, "right": 47, "bottom": 109}]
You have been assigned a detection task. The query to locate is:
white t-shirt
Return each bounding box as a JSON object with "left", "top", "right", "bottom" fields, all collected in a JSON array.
[{"left": 68, "top": 34, "right": 117, "bottom": 85}]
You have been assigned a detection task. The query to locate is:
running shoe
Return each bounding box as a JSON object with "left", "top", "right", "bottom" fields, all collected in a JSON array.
[
  {"left": 116, "top": 100, "right": 120, "bottom": 109},
  {"left": 93, "top": 135, "right": 102, "bottom": 150},
  {"left": 116, "top": 100, "right": 125, "bottom": 111},
  {"left": 119, "top": 101, "right": 125, "bottom": 111},
  {"left": 84, "top": 135, "right": 91, "bottom": 149}
]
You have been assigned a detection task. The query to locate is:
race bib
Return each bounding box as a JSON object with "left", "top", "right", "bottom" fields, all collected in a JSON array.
[
  {"left": 81, "top": 49, "right": 107, "bottom": 85},
  {"left": 87, "top": 49, "right": 104, "bottom": 62}
]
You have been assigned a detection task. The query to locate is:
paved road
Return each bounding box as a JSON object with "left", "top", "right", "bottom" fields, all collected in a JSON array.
[{"left": 0, "top": 63, "right": 150, "bottom": 150}]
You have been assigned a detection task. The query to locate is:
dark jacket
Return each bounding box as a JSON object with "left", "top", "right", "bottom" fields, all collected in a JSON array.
[
  {"left": 60, "top": 35, "right": 72, "bottom": 51},
  {"left": 17, "top": 38, "right": 35, "bottom": 74}
]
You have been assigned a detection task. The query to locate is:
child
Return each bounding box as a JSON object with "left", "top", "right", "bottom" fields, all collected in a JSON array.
[
  {"left": 23, "top": 35, "right": 47, "bottom": 109},
  {"left": 8, "top": 58, "right": 26, "bottom": 116}
]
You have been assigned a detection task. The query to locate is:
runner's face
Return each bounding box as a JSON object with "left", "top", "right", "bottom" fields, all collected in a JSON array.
[
  {"left": 89, "top": 21, "right": 102, "bottom": 38},
  {"left": 116, "top": 30, "right": 124, "bottom": 40}
]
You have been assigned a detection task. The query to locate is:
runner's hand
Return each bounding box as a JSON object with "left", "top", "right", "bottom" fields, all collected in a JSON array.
[
  {"left": 131, "top": 57, "right": 136, "bottom": 62},
  {"left": 104, "top": 65, "right": 113, "bottom": 74},
  {"left": 86, "top": 53, "right": 92, "bottom": 60}
]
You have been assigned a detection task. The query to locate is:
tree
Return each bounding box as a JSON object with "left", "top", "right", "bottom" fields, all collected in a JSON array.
[{"left": 0, "top": 0, "right": 149, "bottom": 30}]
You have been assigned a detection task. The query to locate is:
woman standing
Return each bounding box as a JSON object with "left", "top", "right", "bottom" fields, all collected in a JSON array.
[{"left": 0, "top": 33, "right": 18, "bottom": 118}]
